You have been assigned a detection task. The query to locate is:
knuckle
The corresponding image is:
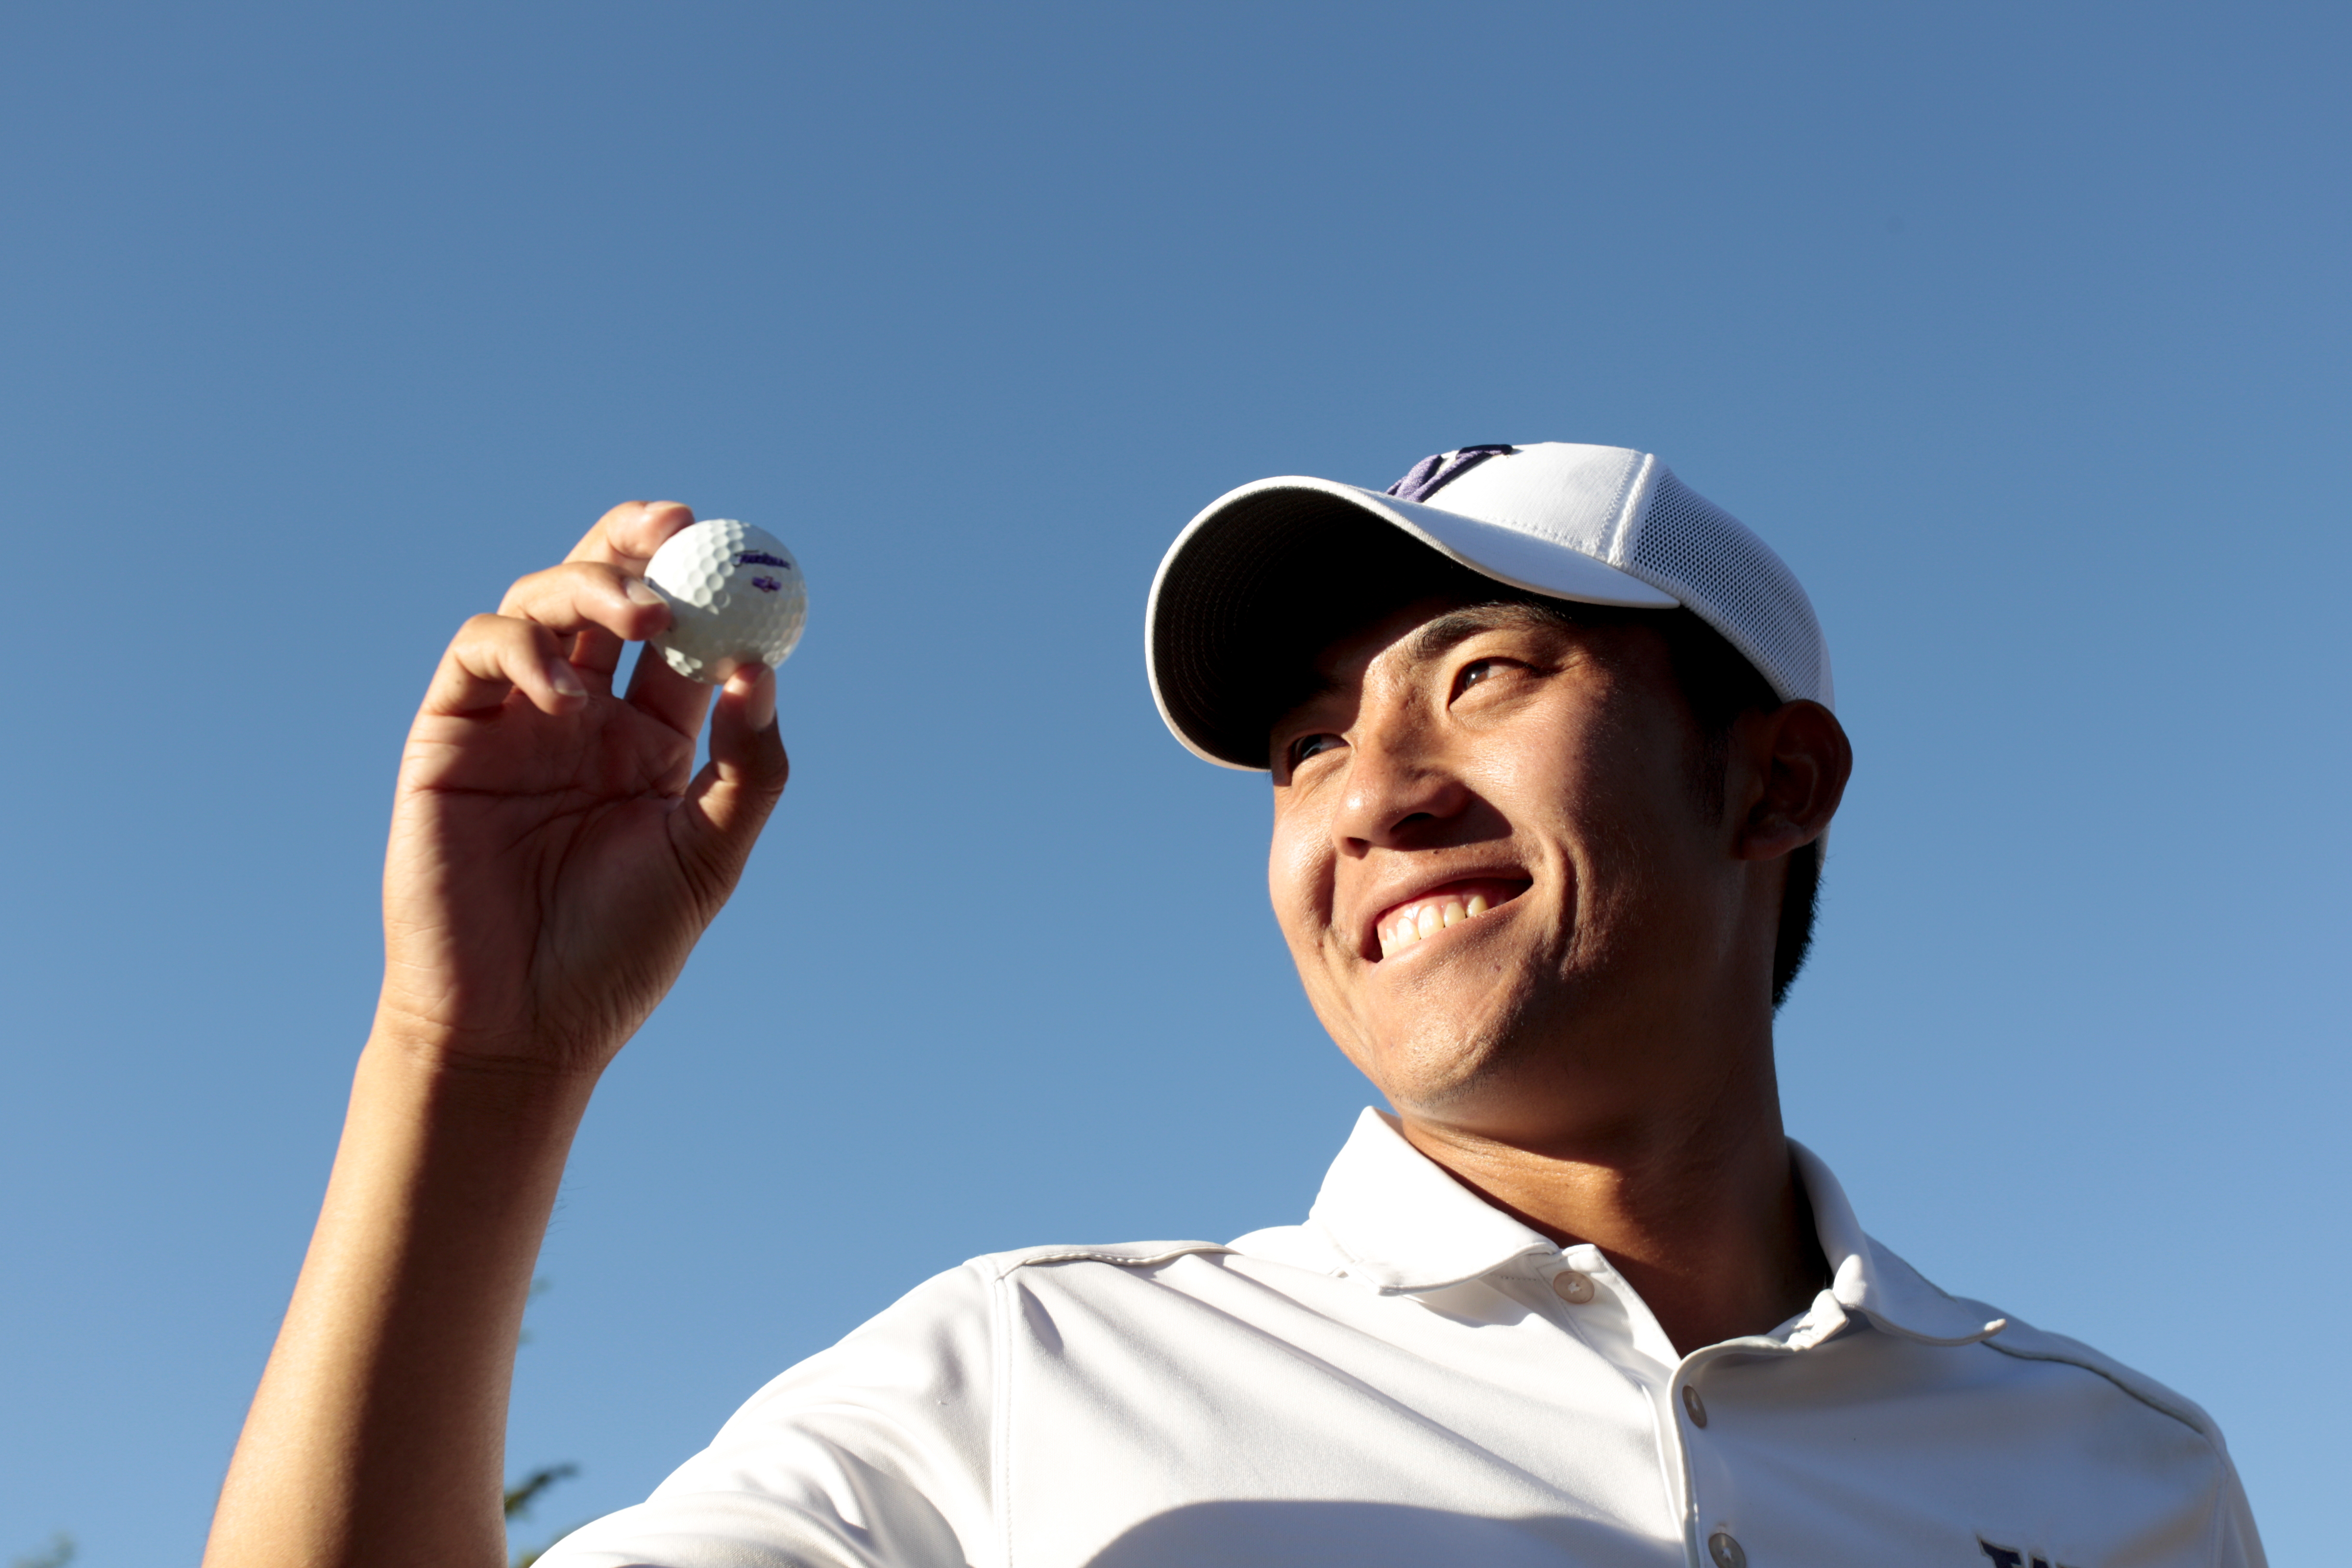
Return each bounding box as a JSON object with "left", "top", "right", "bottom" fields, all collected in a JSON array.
[
  {"left": 475, "top": 614, "right": 549, "bottom": 655},
  {"left": 498, "top": 563, "right": 566, "bottom": 613}
]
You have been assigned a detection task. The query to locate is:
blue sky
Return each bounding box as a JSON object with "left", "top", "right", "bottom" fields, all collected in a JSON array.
[{"left": 1, "top": 2, "right": 2344, "bottom": 1561}]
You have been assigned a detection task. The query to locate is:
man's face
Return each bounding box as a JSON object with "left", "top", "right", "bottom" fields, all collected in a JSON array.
[{"left": 1267, "top": 597, "right": 1762, "bottom": 1144}]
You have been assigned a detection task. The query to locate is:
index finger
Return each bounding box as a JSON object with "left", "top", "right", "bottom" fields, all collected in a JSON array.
[{"left": 564, "top": 500, "right": 698, "bottom": 570}]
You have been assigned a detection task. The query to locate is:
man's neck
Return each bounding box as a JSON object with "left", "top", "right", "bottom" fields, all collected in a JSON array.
[{"left": 1393, "top": 1084, "right": 1827, "bottom": 1358}]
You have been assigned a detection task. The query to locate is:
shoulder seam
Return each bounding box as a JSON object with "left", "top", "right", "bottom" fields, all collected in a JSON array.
[
  {"left": 1981, "top": 1334, "right": 2219, "bottom": 1443},
  {"left": 980, "top": 1241, "right": 1231, "bottom": 1280},
  {"left": 1978, "top": 1324, "right": 2245, "bottom": 1566}
]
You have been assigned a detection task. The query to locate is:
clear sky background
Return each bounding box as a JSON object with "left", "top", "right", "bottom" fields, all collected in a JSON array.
[{"left": 2, "top": 2, "right": 2344, "bottom": 1562}]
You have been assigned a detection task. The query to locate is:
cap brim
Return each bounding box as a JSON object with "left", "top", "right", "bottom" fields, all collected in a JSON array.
[{"left": 1147, "top": 478, "right": 1679, "bottom": 771}]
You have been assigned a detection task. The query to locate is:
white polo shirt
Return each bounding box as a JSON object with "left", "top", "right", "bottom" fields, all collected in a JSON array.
[{"left": 542, "top": 1110, "right": 2264, "bottom": 1568}]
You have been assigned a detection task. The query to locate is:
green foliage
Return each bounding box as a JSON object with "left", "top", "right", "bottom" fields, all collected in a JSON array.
[
  {"left": 10, "top": 1535, "right": 73, "bottom": 1568},
  {"left": 503, "top": 1463, "right": 578, "bottom": 1521},
  {"left": 518, "top": 1274, "right": 552, "bottom": 1347},
  {"left": 506, "top": 1277, "right": 578, "bottom": 1567},
  {"left": 504, "top": 1462, "right": 579, "bottom": 1568}
]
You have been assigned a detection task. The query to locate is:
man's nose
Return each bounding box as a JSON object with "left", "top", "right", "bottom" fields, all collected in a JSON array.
[{"left": 1333, "top": 730, "right": 1471, "bottom": 851}]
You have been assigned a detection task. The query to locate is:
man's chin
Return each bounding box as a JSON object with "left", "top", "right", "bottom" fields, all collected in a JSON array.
[{"left": 1352, "top": 1005, "right": 1534, "bottom": 1117}]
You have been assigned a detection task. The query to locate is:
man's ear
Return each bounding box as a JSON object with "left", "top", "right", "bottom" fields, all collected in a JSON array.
[{"left": 1727, "top": 699, "right": 1851, "bottom": 862}]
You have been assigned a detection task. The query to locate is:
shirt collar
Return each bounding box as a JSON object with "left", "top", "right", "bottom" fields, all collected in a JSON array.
[
  {"left": 1789, "top": 1139, "right": 2009, "bottom": 1347},
  {"left": 1308, "top": 1109, "right": 1557, "bottom": 1293},
  {"left": 1308, "top": 1108, "right": 2008, "bottom": 1348}
]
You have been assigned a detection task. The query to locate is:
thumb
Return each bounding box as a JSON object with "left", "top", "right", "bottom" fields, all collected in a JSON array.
[{"left": 672, "top": 665, "right": 790, "bottom": 901}]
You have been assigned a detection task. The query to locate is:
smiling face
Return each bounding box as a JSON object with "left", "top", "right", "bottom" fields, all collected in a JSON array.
[{"left": 1268, "top": 596, "right": 1793, "bottom": 1150}]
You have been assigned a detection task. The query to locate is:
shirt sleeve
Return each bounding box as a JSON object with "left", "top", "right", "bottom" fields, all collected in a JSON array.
[{"left": 535, "top": 1262, "right": 999, "bottom": 1568}]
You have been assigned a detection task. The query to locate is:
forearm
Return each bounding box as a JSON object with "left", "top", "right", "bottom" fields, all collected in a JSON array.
[
  {"left": 204, "top": 499, "right": 782, "bottom": 1564},
  {"left": 203, "top": 1033, "right": 598, "bottom": 1568}
]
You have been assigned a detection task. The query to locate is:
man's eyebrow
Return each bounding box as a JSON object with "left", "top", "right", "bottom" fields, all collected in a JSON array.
[
  {"left": 1404, "top": 602, "right": 1557, "bottom": 665},
  {"left": 1284, "top": 603, "right": 1561, "bottom": 723}
]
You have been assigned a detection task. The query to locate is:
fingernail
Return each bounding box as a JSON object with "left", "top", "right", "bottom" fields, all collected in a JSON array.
[
  {"left": 625, "top": 578, "right": 665, "bottom": 607},
  {"left": 549, "top": 660, "right": 587, "bottom": 698}
]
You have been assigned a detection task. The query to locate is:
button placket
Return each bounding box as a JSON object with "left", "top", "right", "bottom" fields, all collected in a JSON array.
[
  {"left": 1676, "top": 1349, "right": 1759, "bottom": 1568},
  {"left": 1677, "top": 1330, "right": 1822, "bottom": 1568}
]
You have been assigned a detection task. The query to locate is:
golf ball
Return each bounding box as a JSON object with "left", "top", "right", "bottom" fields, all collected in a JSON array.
[{"left": 643, "top": 519, "right": 808, "bottom": 683}]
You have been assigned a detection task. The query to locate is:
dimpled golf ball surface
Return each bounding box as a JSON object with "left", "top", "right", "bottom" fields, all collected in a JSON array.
[{"left": 644, "top": 519, "right": 808, "bottom": 683}]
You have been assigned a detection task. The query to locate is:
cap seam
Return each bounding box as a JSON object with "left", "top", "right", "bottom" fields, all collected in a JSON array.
[{"left": 1607, "top": 452, "right": 1658, "bottom": 566}]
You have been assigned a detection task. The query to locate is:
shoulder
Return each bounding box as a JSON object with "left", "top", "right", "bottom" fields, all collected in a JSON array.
[
  {"left": 1977, "top": 1313, "right": 2228, "bottom": 1448},
  {"left": 1858, "top": 1236, "right": 2227, "bottom": 1449},
  {"left": 777, "top": 1234, "right": 1299, "bottom": 1356},
  {"left": 970, "top": 1225, "right": 1351, "bottom": 1283},
  {"left": 1960, "top": 1314, "right": 2265, "bottom": 1565},
  {"left": 1838, "top": 1236, "right": 2265, "bottom": 1564},
  {"left": 969, "top": 1238, "right": 1234, "bottom": 1278}
]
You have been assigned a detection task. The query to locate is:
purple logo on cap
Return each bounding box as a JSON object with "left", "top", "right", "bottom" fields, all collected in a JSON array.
[{"left": 1386, "top": 445, "right": 1515, "bottom": 504}]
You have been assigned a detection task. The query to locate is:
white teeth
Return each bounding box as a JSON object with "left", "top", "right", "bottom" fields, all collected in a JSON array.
[{"left": 1377, "top": 891, "right": 1503, "bottom": 958}]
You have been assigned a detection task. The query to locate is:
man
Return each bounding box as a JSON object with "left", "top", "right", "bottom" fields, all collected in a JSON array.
[{"left": 203, "top": 443, "right": 2264, "bottom": 1568}]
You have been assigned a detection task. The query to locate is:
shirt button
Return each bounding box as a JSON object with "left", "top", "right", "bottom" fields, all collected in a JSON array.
[
  {"left": 1681, "top": 1385, "right": 1709, "bottom": 1427},
  {"left": 1707, "top": 1530, "right": 1745, "bottom": 1568},
  {"left": 1551, "top": 1270, "right": 1596, "bottom": 1304}
]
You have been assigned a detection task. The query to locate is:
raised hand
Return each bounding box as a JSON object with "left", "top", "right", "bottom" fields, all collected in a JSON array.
[
  {"left": 205, "top": 499, "right": 793, "bottom": 1568},
  {"left": 375, "top": 500, "right": 790, "bottom": 1078}
]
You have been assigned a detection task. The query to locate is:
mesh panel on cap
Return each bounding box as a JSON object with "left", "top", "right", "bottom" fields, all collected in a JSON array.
[{"left": 1630, "top": 468, "right": 1831, "bottom": 708}]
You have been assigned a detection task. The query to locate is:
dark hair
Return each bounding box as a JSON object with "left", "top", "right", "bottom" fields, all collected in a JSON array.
[{"left": 1522, "top": 599, "right": 1822, "bottom": 1010}]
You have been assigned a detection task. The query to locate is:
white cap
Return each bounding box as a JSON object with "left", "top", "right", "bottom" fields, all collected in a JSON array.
[{"left": 1146, "top": 441, "right": 1834, "bottom": 770}]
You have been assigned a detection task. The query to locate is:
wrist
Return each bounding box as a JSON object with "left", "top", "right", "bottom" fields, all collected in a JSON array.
[
  {"left": 357, "top": 1017, "right": 605, "bottom": 1133},
  {"left": 367, "top": 982, "right": 612, "bottom": 1075}
]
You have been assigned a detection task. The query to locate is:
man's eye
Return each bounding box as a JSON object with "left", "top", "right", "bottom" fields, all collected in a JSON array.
[
  {"left": 1456, "top": 658, "right": 1502, "bottom": 693},
  {"left": 1289, "top": 732, "right": 1343, "bottom": 768}
]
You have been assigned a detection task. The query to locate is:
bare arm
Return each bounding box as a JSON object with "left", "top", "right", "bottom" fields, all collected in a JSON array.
[{"left": 203, "top": 502, "right": 790, "bottom": 1568}]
